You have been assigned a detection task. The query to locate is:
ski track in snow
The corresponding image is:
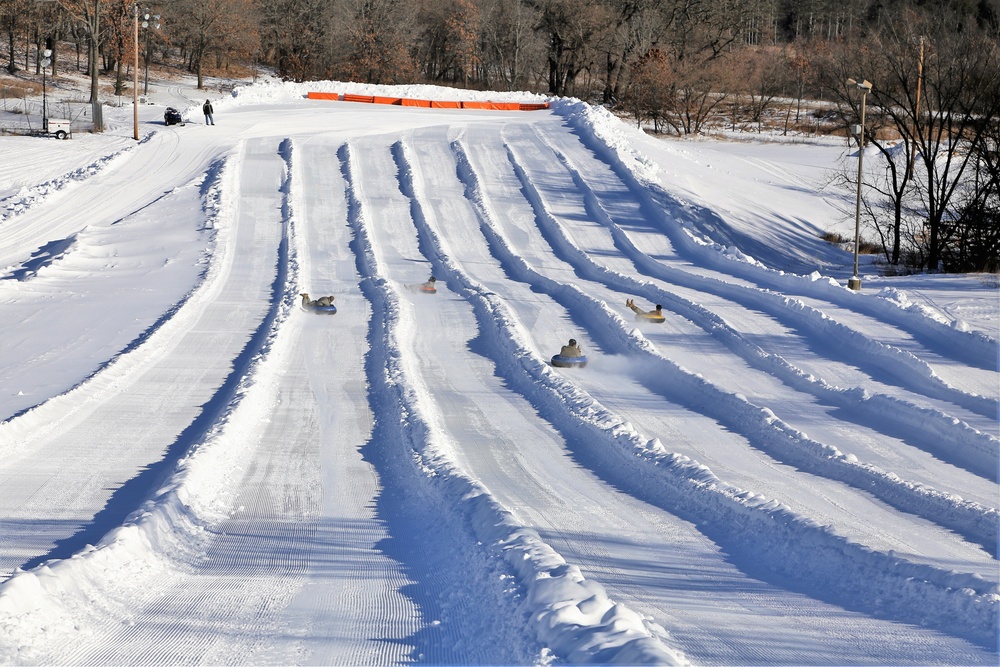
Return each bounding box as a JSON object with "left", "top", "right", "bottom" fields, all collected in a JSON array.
[{"left": 0, "top": 82, "right": 996, "bottom": 665}]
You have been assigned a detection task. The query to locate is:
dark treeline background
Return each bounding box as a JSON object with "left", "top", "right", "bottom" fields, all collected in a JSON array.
[{"left": 3, "top": 0, "right": 998, "bottom": 270}]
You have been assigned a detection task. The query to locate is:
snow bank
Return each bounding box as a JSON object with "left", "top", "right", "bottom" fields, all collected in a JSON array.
[
  {"left": 0, "top": 140, "right": 139, "bottom": 224},
  {"left": 221, "top": 77, "right": 549, "bottom": 112}
]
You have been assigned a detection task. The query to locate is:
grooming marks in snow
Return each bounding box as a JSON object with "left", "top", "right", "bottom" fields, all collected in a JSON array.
[{"left": 0, "top": 79, "right": 996, "bottom": 664}]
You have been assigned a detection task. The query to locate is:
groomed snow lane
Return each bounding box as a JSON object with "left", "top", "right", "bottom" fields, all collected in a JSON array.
[{"left": 0, "top": 137, "right": 284, "bottom": 582}]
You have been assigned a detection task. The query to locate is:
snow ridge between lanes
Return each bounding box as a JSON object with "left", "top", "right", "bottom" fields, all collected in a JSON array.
[
  {"left": 442, "top": 137, "right": 999, "bottom": 648},
  {"left": 527, "top": 122, "right": 996, "bottom": 424},
  {"left": 535, "top": 136, "right": 997, "bottom": 478},
  {"left": 497, "top": 138, "right": 998, "bottom": 550},
  {"left": 0, "top": 140, "right": 140, "bottom": 224},
  {"left": 547, "top": 99, "right": 998, "bottom": 368},
  {"left": 342, "top": 138, "right": 687, "bottom": 665}
]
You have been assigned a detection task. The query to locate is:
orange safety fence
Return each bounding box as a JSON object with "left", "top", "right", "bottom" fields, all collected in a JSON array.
[
  {"left": 461, "top": 101, "right": 521, "bottom": 110},
  {"left": 311, "top": 92, "right": 548, "bottom": 112}
]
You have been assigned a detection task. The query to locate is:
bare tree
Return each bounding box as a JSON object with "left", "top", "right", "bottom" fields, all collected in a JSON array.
[
  {"left": 102, "top": 0, "right": 132, "bottom": 96},
  {"left": 666, "top": 50, "right": 732, "bottom": 134},
  {"left": 445, "top": 0, "right": 480, "bottom": 85},
  {"left": 742, "top": 45, "right": 785, "bottom": 131},
  {"left": 820, "top": 10, "right": 1000, "bottom": 271},
  {"left": 1, "top": 0, "right": 28, "bottom": 74},
  {"left": 527, "top": 0, "right": 603, "bottom": 96},
  {"left": 334, "top": 0, "right": 416, "bottom": 84},
  {"left": 951, "top": 112, "right": 1000, "bottom": 271},
  {"left": 413, "top": 0, "right": 480, "bottom": 85},
  {"left": 479, "top": 0, "right": 542, "bottom": 90},
  {"left": 255, "top": 0, "right": 330, "bottom": 81},
  {"left": 171, "top": 0, "right": 259, "bottom": 89},
  {"left": 597, "top": 0, "right": 663, "bottom": 104},
  {"left": 58, "top": 0, "right": 103, "bottom": 103},
  {"left": 623, "top": 46, "right": 671, "bottom": 132},
  {"left": 890, "top": 28, "right": 999, "bottom": 269},
  {"left": 816, "top": 38, "right": 916, "bottom": 266}
]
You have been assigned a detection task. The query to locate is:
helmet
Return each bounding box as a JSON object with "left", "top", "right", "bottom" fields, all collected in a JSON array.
[{"left": 568, "top": 338, "right": 577, "bottom": 346}]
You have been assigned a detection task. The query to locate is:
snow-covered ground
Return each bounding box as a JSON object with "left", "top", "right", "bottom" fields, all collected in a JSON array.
[{"left": 0, "top": 76, "right": 996, "bottom": 665}]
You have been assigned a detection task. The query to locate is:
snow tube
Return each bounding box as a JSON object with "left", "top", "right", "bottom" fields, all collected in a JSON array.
[
  {"left": 419, "top": 285, "right": 437, "bottom": 294},
  {"left": 636, "top": 314, "right": 665, "bottom": 323},
  {"left": 304, "top": 304, "right": 338, "bottom": 314},
  {"left": 551, "top": 354, "right": 588, "bottom": 368}
]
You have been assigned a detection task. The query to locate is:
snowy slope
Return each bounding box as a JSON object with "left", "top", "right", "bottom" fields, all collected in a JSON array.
[{"left": 0, "top": 79, "right": 996, "bottom": 665}]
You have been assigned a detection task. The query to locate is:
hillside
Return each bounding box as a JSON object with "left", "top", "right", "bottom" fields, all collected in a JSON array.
[{"left": 0, "top": 78, "right": 997, "bottom": 665}]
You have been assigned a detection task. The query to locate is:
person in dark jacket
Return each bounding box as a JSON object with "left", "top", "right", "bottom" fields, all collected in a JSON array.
[{"left": 203, "top": 99, "right": 215, "bottom": 125}]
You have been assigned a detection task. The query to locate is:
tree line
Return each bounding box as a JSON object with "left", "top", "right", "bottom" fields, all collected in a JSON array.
[{"left": 2, "top": 0, "right": 998, "bottom": 271}]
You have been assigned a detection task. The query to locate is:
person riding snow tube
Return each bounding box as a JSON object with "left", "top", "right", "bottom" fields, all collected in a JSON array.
[
  {"left": 551, "top": 338, "right": 588, "bottom": 368},
  {"left": 419, "top": 276, "right": 437, "bottom": 293},
  {"left": 300, "top": 293, "right": 337, "bottom": 313},
  {"left": 626, "top": 298, "right": 665, "bottom": 323}
]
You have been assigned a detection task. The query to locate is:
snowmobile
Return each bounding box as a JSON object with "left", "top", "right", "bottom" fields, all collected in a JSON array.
[{"left": 164, "top": 107, "right": 183, "bottom": 125}]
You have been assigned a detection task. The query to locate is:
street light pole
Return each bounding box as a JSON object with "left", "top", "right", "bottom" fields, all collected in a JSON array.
[
  {"left": 847, "top": 78, "right": 872, "bottom": 291},
  {"left": 41, "top": 48, "right": 52, "bottom": 130},
  {"left": 141, "top": 11, "right": 160, "bottom": 96}
]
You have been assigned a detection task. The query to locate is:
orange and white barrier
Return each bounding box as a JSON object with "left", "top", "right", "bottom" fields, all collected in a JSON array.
[{"left": 308, "top": 91, "right": 548, "bottom": 111}]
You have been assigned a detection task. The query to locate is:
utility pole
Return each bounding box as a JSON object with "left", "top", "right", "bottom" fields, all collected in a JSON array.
[{"left": 132, "top": 3, "right": 138, "bottom": 141}]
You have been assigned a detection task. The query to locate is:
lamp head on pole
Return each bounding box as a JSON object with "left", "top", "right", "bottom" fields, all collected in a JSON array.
[{"left": 847, "top": 78, "right": 873, "bottom": 92}]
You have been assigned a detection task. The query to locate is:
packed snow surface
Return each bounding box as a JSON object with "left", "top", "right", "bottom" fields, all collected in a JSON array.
[{"left": 0, "top": 78, "right": 997, "bottom": 666}]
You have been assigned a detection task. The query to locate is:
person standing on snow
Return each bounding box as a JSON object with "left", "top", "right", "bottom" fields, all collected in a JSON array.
[{"left": 203, "top": 99, "right": 215, "bottom": 125}]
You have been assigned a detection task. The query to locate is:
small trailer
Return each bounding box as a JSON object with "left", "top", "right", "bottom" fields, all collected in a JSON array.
[{"left": 43, "top": 118, "right": 72, "bottom": 140}]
